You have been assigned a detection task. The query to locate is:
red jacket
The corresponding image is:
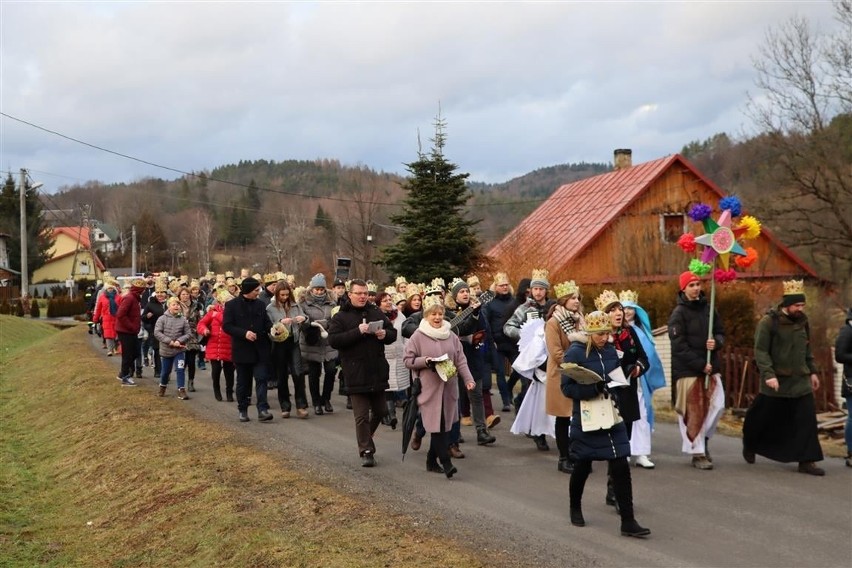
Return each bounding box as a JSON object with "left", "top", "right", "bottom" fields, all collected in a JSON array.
[
  {"left": 115, "top": 288, "right": 142, "bottom": 335},
  {"left": 93, "top": 290, "right": 118, "bottom": 339},
  {"left": 197, "top": 304, "right": 232, "bottom": 362}
]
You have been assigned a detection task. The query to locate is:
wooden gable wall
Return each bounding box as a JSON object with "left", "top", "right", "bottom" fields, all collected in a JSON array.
[{"left": 550, "top": 164, "right": 806, "bottom": 284}]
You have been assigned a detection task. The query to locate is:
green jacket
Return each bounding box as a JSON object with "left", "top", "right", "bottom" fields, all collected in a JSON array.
[{"left": 754, "top": 308, "right": 818, "bottom": 398}]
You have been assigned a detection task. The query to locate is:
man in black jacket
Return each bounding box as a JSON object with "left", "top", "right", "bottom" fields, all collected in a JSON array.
[
  {"left": 328, "top": 279, "right": 397, "bottom": 467},
  {"left": 223, "top": 277, "right": 274, "bottom": 423}
]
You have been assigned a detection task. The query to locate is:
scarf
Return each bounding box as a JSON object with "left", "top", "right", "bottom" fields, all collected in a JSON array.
[
  {"left": 417, "top": 318, "right": 451, "bottom": 340},
  {"left": 553, "top": 305, "right": 580, "bottom": 337},
  {"left": 106, "top": 289, "right": 118, "bottom": 315}
]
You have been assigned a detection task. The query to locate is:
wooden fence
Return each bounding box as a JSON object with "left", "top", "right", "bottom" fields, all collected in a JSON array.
[{"left": 720, "top": 345, "right": 838, "bottom": 412}]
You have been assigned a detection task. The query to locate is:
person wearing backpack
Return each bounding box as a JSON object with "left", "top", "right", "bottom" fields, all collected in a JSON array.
[{"left": 743, "top": 280, "right": 824, "bottom": 476}]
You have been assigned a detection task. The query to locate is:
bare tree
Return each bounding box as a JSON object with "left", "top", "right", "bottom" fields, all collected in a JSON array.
[
  {"left": 334, "top": 168, "right": 386, "bottom": 281},
  {"left": 746, "top": 0, "right": 852, "bottom": 294},
  {"left": 191, "top": 209, "right": 216, "bottom": 275}
]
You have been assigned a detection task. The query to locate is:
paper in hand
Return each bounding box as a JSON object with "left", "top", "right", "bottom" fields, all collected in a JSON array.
[
  {"left": 366, "top": 320, "right": 384, "bottom": 334},
  {"left": 607, "top": 366, "right": 630, "bottom": 388}
]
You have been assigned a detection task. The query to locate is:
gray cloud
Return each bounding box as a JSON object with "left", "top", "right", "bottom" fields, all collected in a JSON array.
[{"left": 0, "top": 1, "right": 839, "bottom": 189}]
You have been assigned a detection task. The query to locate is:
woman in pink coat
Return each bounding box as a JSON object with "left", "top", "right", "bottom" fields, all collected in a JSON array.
[
  {"left": 404, "top": 296, "right": 475, "bottom": 479},
  {"left": 93, "top": 281, "right": 120, "bottom": 355}
]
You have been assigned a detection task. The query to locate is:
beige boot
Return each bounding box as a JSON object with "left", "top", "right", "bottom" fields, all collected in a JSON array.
[{"left": 177, "top": 387, "right": 190, "bottom": 400}]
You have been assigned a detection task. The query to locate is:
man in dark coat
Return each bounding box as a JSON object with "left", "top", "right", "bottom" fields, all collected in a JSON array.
[
  {"left": 328, "top": 279, "right": 397, "bottom": 467},
  {"left": 743, "top": 280, "right": 824, "bottom": 475},
  {"left": 667, "top": 271, "right": 725, "bottom": 470},
  {"left": 223, "top": 277, "right": 274, "bottom": 423}
]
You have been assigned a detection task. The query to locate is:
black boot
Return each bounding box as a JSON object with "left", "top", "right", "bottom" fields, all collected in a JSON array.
[
  {"left": 558, "top": 457, "right": 574, "bottom": 474},
  {"left": 570, "top": 508, "right": 585, "bottom": 527},
  {"left": 441, "top": 459, "right": 457, "bottom": 479},
  {"left": 188, "top": 379, "right": 196, "bottom": 392},
  {"left": 426, "top": 449, "right": 444, "bottom": 474},
  {"left": 613, "top": 462, "right": 650, "bottom": 537},
  {"left": 386, "top": 400, "right": 398, "bottom": 430},
  {"left": 476, "top": 427, "right": 496, "bottom": 445},
  {"left": 533, "top": 434, "right": 549, "bottom": 451}
]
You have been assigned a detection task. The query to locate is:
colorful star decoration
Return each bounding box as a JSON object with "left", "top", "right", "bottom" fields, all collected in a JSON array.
[{"left": 678, "top": 196, "right": 761, "bottom": 283}]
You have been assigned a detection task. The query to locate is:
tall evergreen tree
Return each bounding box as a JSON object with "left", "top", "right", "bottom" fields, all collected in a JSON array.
[
  {"left": 246, "top": 179, "right": 261, "bottom": 211},
  {"left": 377, "top": 114, "right": 483, "bottom": 282},
  {"left": 196, "top": 172, "right": 212, "bottom": 212},
  {"left": 0, "top": 174, "right": 53, "bottom": 277}
]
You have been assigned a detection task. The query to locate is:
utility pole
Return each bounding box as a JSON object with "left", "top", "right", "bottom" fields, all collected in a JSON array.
[
  {"left": 131, "top": 225, "right": 137, "bottom": 275},
  {"left": 19, "top": 169, "right": 28, "bottom": 299}
]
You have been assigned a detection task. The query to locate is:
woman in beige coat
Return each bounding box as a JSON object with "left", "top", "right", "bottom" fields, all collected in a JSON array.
[{"left": 545, "top": 281, "right": 585, "bottom": 474}]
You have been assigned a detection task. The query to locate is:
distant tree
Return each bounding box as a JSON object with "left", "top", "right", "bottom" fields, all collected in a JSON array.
[
  {"left": 246, "top": 179, "right": 261, "bottom": 211},
  {"left": 135, "top": 210, "right": 169, "bottom": 271},
  {"left": 0, "top": 173, "right": 54, "bottom": 278},
  {"left": 378, "top": 112, "right": 484, "bottom": 282},
  {"left": 196, "top": 172, "right": 212, "bottom": 212},
  {"left": 314, "top": 204, "right": 333, "bottom": 231},
  {"left": 178, "top": 178, "right": 191, "bottom": 210},
  {"left": 227, "top": 205, "right": 253, "bottom": 247},
  {"left": 746, "top": 0, "right": 852, "bottom": 294}
]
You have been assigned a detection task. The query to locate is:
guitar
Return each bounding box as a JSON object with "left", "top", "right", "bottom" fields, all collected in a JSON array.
[{"left": 448, "top": 290, "right": 495, "bottom": 333}]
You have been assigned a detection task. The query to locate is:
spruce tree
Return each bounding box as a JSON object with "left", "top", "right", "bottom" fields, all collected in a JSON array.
[
  {"left": 378, "top": 114, "right": 483, "bottom": 283},
  {"left": 0, "top": 174, "right": 53, "bottom": 277}
]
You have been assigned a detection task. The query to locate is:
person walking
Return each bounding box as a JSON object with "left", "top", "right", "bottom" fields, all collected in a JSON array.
[
  {"left": 327, "top": 279, "right": 397, "bottom": 466},
  {"left": 834, "top": 306, "right": 852, "bottom": 468},
  {"left": 93, "top": 280, "right": 120, "bottom": 356},
  {"left": 299, "top": 274, "right": 339, "bottom": 415},
  {"left": 114, "top": 277, "right": 145, "bottom": 386},
  {"left": 142, "top": 279, "right": 168, "bottom": 377},
  {"left": 562, "top": 311, "right": 650, "bottom": 537},
  {"left": 404, "top": 294, "right": 477, "bottom": 478},
  {"left": 743, "top": 280, "right": 825, "bottom": 475},
  {"left": 266, "top": 281, "right": 309, "bottom": 418},
  {"left": 197, "top": 289, "right": 236, "bottom": 402},
  {"left": 154, "top": 297, "right": 192, "bottom": 399},
  {"left": 223, "top": 277, "right": 274, "bottom": 423},
  {"left": 667, "top": 271, "right": 726, "bottom": 470}
]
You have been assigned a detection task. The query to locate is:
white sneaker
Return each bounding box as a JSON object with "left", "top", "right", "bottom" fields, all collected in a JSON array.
[{"left": 634, "top": 455, "right": 655, "bottom": 469}]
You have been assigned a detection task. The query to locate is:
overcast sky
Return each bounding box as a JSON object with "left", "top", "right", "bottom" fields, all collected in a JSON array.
[{"left": 0, "top": 1, "right": 841, "bottom": 192}]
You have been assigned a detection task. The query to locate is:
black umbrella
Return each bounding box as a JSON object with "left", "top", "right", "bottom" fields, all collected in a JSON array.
[{"left": 401, "top": 377, "right": 422, "bottom": 461}]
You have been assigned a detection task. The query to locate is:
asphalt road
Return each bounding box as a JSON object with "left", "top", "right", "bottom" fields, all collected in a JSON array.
[{"left": 96, "top": 337, "right": 851, "bottom": 568}]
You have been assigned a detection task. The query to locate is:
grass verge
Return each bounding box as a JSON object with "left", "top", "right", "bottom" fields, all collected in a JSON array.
[{"left": 0, "top": 317, "right": 487, "bottom": 567}]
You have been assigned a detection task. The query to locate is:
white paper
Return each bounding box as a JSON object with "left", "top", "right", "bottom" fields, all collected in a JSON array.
[
  {"left": 366, "top": 320, "right": 384, "bottom": 334},
  {"left": 431, "top": 353, "right": 450, "bottom": 362},
  {"left": 607, "top": 365, "right": 630, "bottom": 388}
]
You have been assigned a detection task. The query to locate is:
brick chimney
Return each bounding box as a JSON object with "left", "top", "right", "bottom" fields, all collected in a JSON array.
[{"left": 613, "top": 149, "right": 632, "bottom": 170}]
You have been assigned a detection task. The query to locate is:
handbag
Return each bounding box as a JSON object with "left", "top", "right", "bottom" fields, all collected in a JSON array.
[{"left": 579, "top": 393, "right": 623, "bottom": 432}]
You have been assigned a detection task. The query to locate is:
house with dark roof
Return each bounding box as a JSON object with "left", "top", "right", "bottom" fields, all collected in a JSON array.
[
  {"left": 32, "top": 226, "right": 105, "bottom": 284},
  {"left": 487, "top": 150, "right": 818, "bottom": 286}
]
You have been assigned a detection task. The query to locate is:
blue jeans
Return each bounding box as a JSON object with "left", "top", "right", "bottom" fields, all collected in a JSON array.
[
  {"left": 235, "top": 362, "right": 269, "bottom": 414},
  {"left": 160, "top": 352, "right": 186, "bottom": 389}
]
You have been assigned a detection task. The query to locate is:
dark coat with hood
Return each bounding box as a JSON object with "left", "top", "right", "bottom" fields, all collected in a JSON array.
[
  {"left": 667, "top": 290, "right": 725, "bottom": 401},
  {"left": 327, "top": 298, "right": 397, "bottom": 394},
  {"left": 222, "top": 294, "right": 273, "bottom": 365},
  {"left": 561, "top": 341, "right": 631, "bottom": 461},
  {"left": 755, "top": 307, "right": 818, "bottom": 398},
  {"left": 836, "top": 308, "right": 852, "bottom": 398},
  {"left": 484, "top": 289, "right": 516, "bottom": 355}
]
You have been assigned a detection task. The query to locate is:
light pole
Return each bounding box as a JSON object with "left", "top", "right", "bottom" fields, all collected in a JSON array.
[{"left": 19, "top": 169, "right": 43, "bottom": 300}]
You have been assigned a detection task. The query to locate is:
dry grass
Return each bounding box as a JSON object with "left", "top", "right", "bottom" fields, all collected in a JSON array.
[{"left": 0, "top": 317, "right": 487, "bottom": 568}]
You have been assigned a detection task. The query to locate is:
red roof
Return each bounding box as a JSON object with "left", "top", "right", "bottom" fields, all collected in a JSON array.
[
  {"left": 53, "top": 226, "right": 93, "bottom": 249},
  {"left": 488, "top": 154, "right": 818, "bottom": 279}
]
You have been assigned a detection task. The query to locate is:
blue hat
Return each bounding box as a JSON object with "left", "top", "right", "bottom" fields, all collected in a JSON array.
[{"left": 309, "top": 273, "right": 327, "bottom": 289}]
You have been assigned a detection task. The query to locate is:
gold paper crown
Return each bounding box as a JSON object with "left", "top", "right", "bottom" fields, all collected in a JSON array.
[
  {"left": 405, "top": 282, "right": 422, "bottom": 299},
  {"left": 275, "top": 271, "right": 286, "bottom": 282},
  {"left": 189, "top": 279, "right": 200, "bottom": 290},
  {"left": 154, "top": 278, "right": 169, "bottom": 293},
  {"left": 395, "top": 275, "right": 408, "bottom": 286},
  {"left": 215, "top": 289, "right": 233, "bottom": 304},
  {"left": 385, "top": 286, "right": 397, "bottom": 295},
  {"left": 422, "top": 294, "right": 444, "bottom": 312},
  {"left": 783, "top": 279, "right": 804, "bottom": 296},
  {"left": 252, "top": 273, "right": 263, "bottom": 282},
  {"left": 449, "top": 277, "right": 466, "bottom": 292},
  {"left": 594, "top": 290, "right": 621, "bottom": 312},
  {"left": 205, "top": 271, "right": 215, "bottom": 279},
  {"left": 225, "top": 271, "right": 234, "bottom": 278},
  {"left": 215, "top": 273, "right": 226, "bottom": 283},
  {"left": 430, "top": 277, "right": 445, "bottom": 290},
  {"left": 584, "top": 310, "right": 612, "bottom": 333},
  {"left": 285, "top": 274, "right": 296, "bottom": 285},
  {"left": 554, "top": 280, "right": 579, "bottom": 299},
  {"left": 392, "top": 292, "right": 407, "bottom": 305},
  {"left": 169, "top": 279, "right": 182, "bottom": 294},
  {"left": 179, "top": 275, "right": 188, "bottom": 283},
  {"left": 493, "top": 272, "right": 510, "bottom": 286},
  {"left": 531, "top": 268, "right": 549, "bottom": 282},
  {"left": 130, "top": 278, "right": 146, "bottom": 288},
  {"left": 466, "top": 275, "right": 480, "bottom": 286},
  {"left": 366, "top": 281, "right": 378, "bottom": 293},
  {"left": 263, "top": 273, "right": 277, "bottom": 284},
  {"left": 618, "top": 290, "right": 638, "bottom": 304},
  {"left": 293, "top": 286, "right": 306, "bottom": 301},
  {"left": 345, "top": 279, "right": 352, "bottom": 291}
]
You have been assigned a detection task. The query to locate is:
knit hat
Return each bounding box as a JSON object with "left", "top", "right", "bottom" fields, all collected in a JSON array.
[
  {"left": 781, "top": 279, "right": 805, "bottom": 307},
  {"left": 309, "top": 273, "right": 327, "bottom": 289},
  {"left": 240, "top": 277, "right": 261, "bottom": 295},
  {"left": 530, "top": 268, "right": 550, "bottom": 289},
  {"left": 679, "top": 271, "right": 700, "bottom": 291},
  {"left": 450, "top": 277, "right": 469, "bottom": 297}
]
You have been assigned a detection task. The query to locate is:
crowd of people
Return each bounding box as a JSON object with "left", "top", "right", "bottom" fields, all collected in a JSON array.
[{"left": 86, "top": 267, "right": 852, "bottom": 538}]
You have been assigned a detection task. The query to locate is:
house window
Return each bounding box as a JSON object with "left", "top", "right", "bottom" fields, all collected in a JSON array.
[{"left": 661, "top": 214, "right": 685, "bottom": 243}]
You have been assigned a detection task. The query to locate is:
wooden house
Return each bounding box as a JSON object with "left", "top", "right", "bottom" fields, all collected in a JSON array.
[{"left": 487, "top": 150, "right": 818, "bottom": 285}]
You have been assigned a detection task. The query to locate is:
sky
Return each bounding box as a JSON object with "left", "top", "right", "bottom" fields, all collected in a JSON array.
[{"left": 0, "top": 1, "right": 842, "bottom": 193}]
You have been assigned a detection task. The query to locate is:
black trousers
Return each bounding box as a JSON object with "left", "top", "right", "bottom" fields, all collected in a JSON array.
[
  {"left": 210, "top": 359, "right": 235, "bottom": 398},
  {"left": 570, "top": 456, "right": 635, "bottom": 521},
  {"left": 349, "top": 391, "right": 387, "bottom": 456},
  {"left": 307, "top": 359, "right": 337, "bottom": 406},
  {"left": 271, "top": 340, "right": 307, "bottom": 410},
  {"left": 117, "top": 332, "right": 139, "bottom": 379}
]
